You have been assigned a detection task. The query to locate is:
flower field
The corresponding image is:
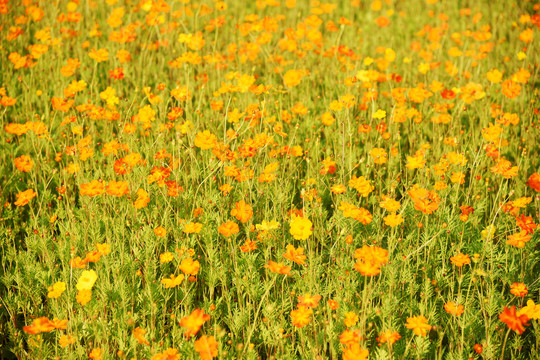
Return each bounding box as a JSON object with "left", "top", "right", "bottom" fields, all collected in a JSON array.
[{"left": 1, "top": 0, "right": 539, "bottom": 359}]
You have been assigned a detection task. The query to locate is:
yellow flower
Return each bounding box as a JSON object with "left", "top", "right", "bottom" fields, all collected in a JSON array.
[
  {"left": 344, "top": 312, "right": 359, "bottom": 327},
  {"left": 161, "top": 274, "right": 184, "bottom": 288},
  {"left": 194, "top": 130, "right": 217, "bottom": 150},
  {"left": 486, "top": 69, "right": 503, "bottom": 83},
  {"left": 76, "top": 289, "right": 92, "bottom": 306},
  {"left": 76, "top": 270, "right": 97, "bottom": 291},
  {"left": 373, "top": 109, "right": 386, "bottom": 119},
  {"left": 59, "top": 334, "right": 75, "bottom": 348},
  {"left": 481, "top": 225, "right": 496, "bottom": 241},
  {"left": 518, "top": 300, "right": 540, "bottom": 320},
  {"left": 183, "top": 222, "right": 203, "bottom": 234},
  {"left": 160, "top": 252, "right": 174, "bottom": 263},
  {"left": 255, "top": 220, "right": 280, "bottom": 231},
  {"left": 289, "top": 216, "right": 312, "bottom": 240},
  {"left": 370, "top": 148, "right": 388, "bottom": 164},
  {"left": 47, "top": 282, "right": 66, "bottom": 299},
  {"left": 96, "top": 243, "right": 111, "bottom": 256},
  {"left": 406, "top": 154, "right": 425, "bottom": 170}
]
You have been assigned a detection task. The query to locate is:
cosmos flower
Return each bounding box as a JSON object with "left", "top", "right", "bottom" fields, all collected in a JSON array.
[
  {"left": 406, "top": 315, "right": 431, "bottom": 336},
  {"left": 499, "top": 306, "right": 529, "bottom": 334}
]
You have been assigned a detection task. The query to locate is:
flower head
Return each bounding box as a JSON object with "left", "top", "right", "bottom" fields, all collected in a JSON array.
[
  {"left": 406, "top": 315, "right": 431, "bottom": 336},
  {"left": 499, "top": 306, "right": 529, "bottom": 334}
]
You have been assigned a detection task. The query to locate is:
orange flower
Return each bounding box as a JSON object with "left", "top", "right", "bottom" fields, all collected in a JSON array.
[
  {"left": 490, "top": 158, "right": 519, "bottom": 179},
  {"left": 154, "top": 226, "right": 167, "bottom": 237},
  {"left": 510, "top": 283, "right": 528, "bottom": 297},
  {"left": 339, "top": 329, "right": 360, "bottom": 346},
  {"left": 14, "top": 189, "right": 37, "bottom": 206},
  {"left": 80, "top": 180, "right": 105, "bottom": 197},
  {"left": 348, "top": 175, "right": 374, "bottom": 197},
  {"left": 354, "top": 245, "right": 389, "bottom": 276},
  {"left": 321, "top": 112, "right": 336, "bottom": 125},
  {"left": 406, "top": 315, "right": 431, "bottom": 336},
  {"left": 444, "top": 302, "right": 464, "bottom": 316},
  {"left": 179, "top": 257, "right": 200, "bottom": 276},
  {"left": 59, "top": 334, "right": 75, "bottom": 348},
  {"left": 370, "top": 148, "right": 388, "bottom": 164},
  {"left": 218, "top": 221, "right": 239, "bottom": 237},
  {"left": 70, "top": 256, "right": 87, "bottom": 269},
  {"left": 194, "top": 335, "right": 218, "bottom": 360},
  {"left": 76, "top": 289, "right": 92, "bottom": 306},
  {"left": 194, "top": 130, "right": 217, "bottom": 150},
  {"left": 506, "top": 231, "right": 531, "bottom": 248},
  {"left": 377, "top": 330, "right": 401, "bottom": 345},
  {"left": 408, "top": 185, "right": 440, "bottom": 214},
  {"left": 283, "top": 69, "right": 304, "bottom": 88},
  {"left": 375, "top": 15, "right": 389, "bottom": 27},
  {"left": 383, "top": 213, "right": 403, "bottom": 227},
  {"left": 499, "top": 306, "right": 529, "bottom": 334},
  {"left": 89, "top": 48, "right": 109, "bottom": 63},
  {"left": 133, "top": 188, "right": 150, "bottom": 209},
  {"left": 161, "top": 274, "right": 184, "bottom": 288},
  {"left": 23, "top": 317, "right": 56, "bottom": 334},
  {"left": 84, "top": 250, "right": 102, "bottom": 263},
  {"left": 239, "top": 239, "right": 257, "bottom": 252},
  {"left": 133, "top": 327, "right": 150, "bottom": 346},
  {"left": 51, "top": 97, "right": 74, "bottom": 112},
  {"left": 328, "top": 299, "right": 339, "bottom": 310},
  {"left": 297, "top": 293, "right": 321, "bottom": 308},
  {"left": 230, "top": 200, "right": 253, "bottom": 223},
  {"left": 14, "top": 155, "right": 33, "bottom": 172},
  {"left": 183, "top": 222, "right": 203, "bottom": 234},
  {"left": 516, "top": 214, "right": 537, "bottom": 235},
  {"left": 89, "top": 348, "right": 102, "bottom": 360},
  {"left": 344, "top": 312, "right": 359, "bottom": 327},
  {"left": 160, "top": 252, "right": 174, "bottom": 263},
  {"left": 501, "top": 79, "right": 521, "bottom": 99},
  {"left": 106, "top": 180, "right": 129, "bottom": 197},
  {"left": 290, "top": 306, "right": 312, "bottom": 328},
  {"left": 450, "top": 253, "right": 471, "bottom": 267},
  {"left": 283, "top": 244, "right": 307, "bottom": 265},
  {"left": 474, "top": 344, "right": 483, "bottom": 354},
  {"left": 459, "top": 205, "right": 474, "bottom": 221},
  {"left": 152, "top": 348, "right": 181, "bottom": 360},
  {"left": 264, "top": 261, "right": 291, "bottom": 276},
  {"left": 343, "top": 344, "right": 369, "bottom": 360},
  {"left": 526, "top": 173, "right": 540, "bottom": 192},
  {"left": 180, "top": 309, "right": 210, "bottom": 338}
]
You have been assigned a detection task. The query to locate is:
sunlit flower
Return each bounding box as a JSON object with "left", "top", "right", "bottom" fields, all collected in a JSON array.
[
  {"left": 444, "top": 302, "right": 464, "bottom": 316},
  {"left": 499, "top": 306, "right": 529, "bottom": 334},
  {"left": 289, "top": 216, "right": 312, "bottom": 240},
  {"left": 450, "top": 253, "right": 471, "bottom": 267},
  {"left": 76, "top": 270, "right": 97, "bottom": 291},
  {"left": 47, "top": 281, "right": 66, "bottom": 299},
  {"left": 14, "top": 189, "right": 37, "bottom": 206},
  {"left": 180, "top": 309, "right": 210, "bottom": 338},
  {"left": 406, "top": 315, "right": 431, "bottom": 336},
  {"left": 510, "top": 283, "right": 528, "bottom": 297},
  {"left": 218, "top": 221, "right": 239, "bottom": 237},
  {"left": 194, "top": 335, "right": 218, "bottom": 360},
  {"left": 291, "top": 306, "right": 312, "bottom": 328}
]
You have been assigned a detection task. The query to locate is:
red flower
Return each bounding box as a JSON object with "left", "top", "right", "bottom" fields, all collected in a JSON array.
[{"left": 441, "top": 89, "right": 456, "bottom": 99}]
